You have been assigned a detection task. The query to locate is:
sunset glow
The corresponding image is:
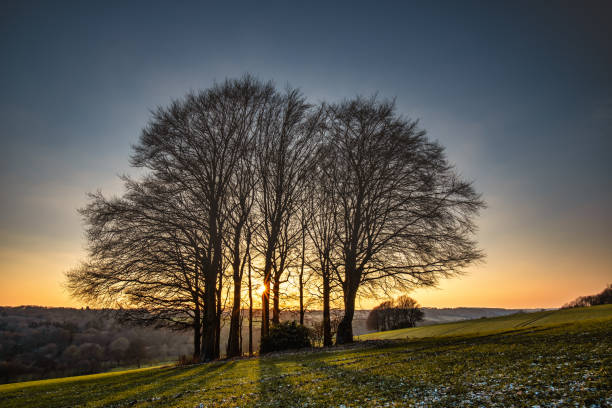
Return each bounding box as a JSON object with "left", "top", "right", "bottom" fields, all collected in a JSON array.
[{"left": 1, "top": 2, "right": 610, "bottom": 311}]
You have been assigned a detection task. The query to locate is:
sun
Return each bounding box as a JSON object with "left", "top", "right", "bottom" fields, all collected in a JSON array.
[{"left": 255, "top": 284, "right": 267, "bottom": 298}]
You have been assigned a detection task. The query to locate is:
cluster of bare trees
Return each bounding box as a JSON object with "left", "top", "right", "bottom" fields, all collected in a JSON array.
[
  {"left": 66, "top": 75, "right": 484, "bottom": 361},
  {"left": 366, "top": 296, "right": 425, "bottom": 332},
  {"left": 562, "top": 284, "right": 612, "bottom": 308}
]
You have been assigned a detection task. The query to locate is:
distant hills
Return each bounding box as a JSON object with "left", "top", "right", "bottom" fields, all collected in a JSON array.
[
  {"left": 349, "top": 307, "right": 546, "bottom": 335},
  {"left": 417, "top": 307, "right": 546, "bottom": 326}
]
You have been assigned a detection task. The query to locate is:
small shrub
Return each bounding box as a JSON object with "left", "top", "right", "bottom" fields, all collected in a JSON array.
[{"left": 260, "top": 321, "right": 311, "bottom": 354}]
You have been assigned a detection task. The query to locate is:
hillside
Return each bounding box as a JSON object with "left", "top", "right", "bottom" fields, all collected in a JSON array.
[
  {"left": 1, "top": 305, "right": 610, "bottom": 408},
  {"left": 359, "top": 304, "right": 612, "bottom": 340},
  {"left": 418, "top": 306, "right": 538, "bottom": 325}
]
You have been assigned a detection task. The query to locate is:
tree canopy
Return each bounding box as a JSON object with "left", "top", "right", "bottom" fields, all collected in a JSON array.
[{"left": 67, "top": 75, "right": 484, "bottom": 357}]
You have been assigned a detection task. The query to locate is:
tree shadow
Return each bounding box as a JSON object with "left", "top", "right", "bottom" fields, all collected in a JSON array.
[
  {"left": 136, "top": 361, "right": 237, "bottom": 407},
  {"left": 10, "top": 361, "right": 237, "bottom": 408},
  {"left": 306, "top": 357, "right": 424, "bottom": 406},
  {"left": 256, "top": 356, "right": 313, "bottom": 407}
]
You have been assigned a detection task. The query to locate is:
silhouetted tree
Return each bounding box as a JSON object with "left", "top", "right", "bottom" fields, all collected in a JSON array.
[
  {"left": 297, "top": 207, "right": 309, "bottom": 325},
  {"left": 68, "top": 76, "right": 278, "bottom": 361},
  {"left": 66, "top": 178, "right": 205, "bottom": 358},
  {"left": 366, "top": 296, "right": 424, "bottom": 331},
  {"left": 306, "top": 141, "right": 340, "bottom": 346},
  {"left": 129, "top": 76, "right": 275, "bottom": 361},
  {"left": 324, "top": 97, "right": 484, "bottom": 344},
  {"left": 395, "top": 295, "right": 425, "bottom": 328},
  {"left": 247, "top": 250, "right": 255, "bottom": 356},
  {"left": 254, "top": 90, "right": 323, "bottom": 340}
]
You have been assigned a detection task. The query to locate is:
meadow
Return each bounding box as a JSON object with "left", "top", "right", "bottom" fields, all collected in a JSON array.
[
  {"left": 359, "top": 303, "right": 612, "bottom": 340},
  {"left": 1, "top": 305, "right": 610, "bottom": 408}
]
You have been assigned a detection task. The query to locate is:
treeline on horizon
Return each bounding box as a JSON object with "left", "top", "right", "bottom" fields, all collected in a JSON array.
[
  {"left": 563, "top": 284, "right": 612, "bottom": 309},
  {"left": 66, "top": 75, "right": 484, "bottom": 361}
]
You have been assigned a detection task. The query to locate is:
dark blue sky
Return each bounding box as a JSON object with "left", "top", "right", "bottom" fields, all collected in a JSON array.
[{"left": 1, "top": 1, "right": 610, "bottom": 307}]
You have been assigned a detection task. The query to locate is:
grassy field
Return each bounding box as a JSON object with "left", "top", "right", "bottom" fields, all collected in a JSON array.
[
  {"left": 359, "top": 304, "right": 612, "bottom": 340},
  {"left": 1, "top": 305, "right": 610, "bottom": 408}
]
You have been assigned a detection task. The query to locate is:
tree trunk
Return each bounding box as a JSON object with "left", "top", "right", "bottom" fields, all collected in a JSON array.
[
  {"left": 203, "top": 206, "right": 222, "bottom": 361},
  {"left": 248, "top": 254, "right": 253, "bottom": 356},
  {"left": 193, "top": 300, "right": 201, "bottom": 359},
  {"left": 272, "top": 247, "right": 287, "bottom": 325},
  {"left": 299, "top": 229, "right": 306, "bottom": 325},
  {"left": 261, "top": 276, "right": 270, "bottom": 341},
  {"left": 261, "top": 214, "right": 282, "bottom": 340},
  {"left": 202, "top": 267, "right": 217, "bottom": 360},
  {"left": 260, "top": 241, "right": 275, "bottom": 340},
  {"left": 322, "top": 263, "right": 332, "bottom": 347},
  {"left": 227, "top": 225, "right": 244, "bottom": 358},
  {"left": 336, "top": 281, "right": 358, "bottom": 345},
  {"left": 272, "top": 276, "right": 280, "bottom": 325},
  {"left": 227, "top": 273, "right": 242, "bottom": 357},
  {"left": 299, "top": 278, "right": 305, "bottom": 325},
  {"left": 239, "top": 310, "right": 243, "bottom": 355},
  {"left": 214, "top": 272, "right": 222, "bottom": 358}
]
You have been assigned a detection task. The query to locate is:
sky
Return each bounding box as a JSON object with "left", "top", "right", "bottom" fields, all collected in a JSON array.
[{"left": 1, "top": 0, "right": 611, "bottom": 309}]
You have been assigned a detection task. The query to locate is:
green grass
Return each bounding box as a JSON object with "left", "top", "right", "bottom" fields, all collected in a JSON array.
[
  {"left": 1, "top": 305, "right": 611, "bottom": 407},
  {"left": 0, "top": 364, "right": 171, "bottom": 393},
  {"left": 359, "top": 304, "right": 612, "bottom": 340}
]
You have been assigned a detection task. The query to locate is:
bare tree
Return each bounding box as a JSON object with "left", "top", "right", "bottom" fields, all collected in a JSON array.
[
  {"left": 297, "top": 206, "right": 313, "bottom": 325},
  {"left": 66, "top": 177, "right": 206, "bottom": 358},
  {"left": 324, "top": 97, "right": 484, "bottom": 344},
  {"left": 366, "top": 296, "right": 424, "bottom": 331},
  {"left": 394, "top": 295, "right": 424, "bottom": 328},
  {"left": 224, "top": 154, "right": 256, "bottom": 357},
  {"left": 246, "top": 249, "right": 254, "bottom": 356},
  {"left": 130, "top": 76, "right": 275, "bottom": 360},
  {"left": 254, "top": 89, "right": 323, "bottom": 340},
  {"left": 366, "top": 301, "right": 392, "bottom": 332},
  {"left": 270, "top": 216, "right": 291, "bottom": 325},
  {"left": 305, "top": 141, "right": 340, "bottom": 346}
]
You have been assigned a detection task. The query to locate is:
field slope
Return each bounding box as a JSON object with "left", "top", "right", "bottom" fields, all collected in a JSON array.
[
  {"left": 360, "top": 304, "right": 612, "bottom": 340},
  {"left": 1, "top": 305, "right": 611, "bottom": 408}
]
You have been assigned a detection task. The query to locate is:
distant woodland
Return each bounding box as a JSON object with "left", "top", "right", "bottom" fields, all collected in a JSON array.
[
  {"left": 563, "top": 284, "right": 612, "bottom": 308},
  {"left": 0, "top": 307, "right": 191, "bottom": 383}
]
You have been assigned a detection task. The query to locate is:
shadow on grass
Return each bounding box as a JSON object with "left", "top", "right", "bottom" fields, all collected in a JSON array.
[
  {"left": 0, "top": 361, "right": 236, "bottom": 408},
  {"left": 125, "top": 361, "right": 238, "bottom": 407},
  {"left": 256, "top": 357, "right": 312, "bottom": 407}
]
